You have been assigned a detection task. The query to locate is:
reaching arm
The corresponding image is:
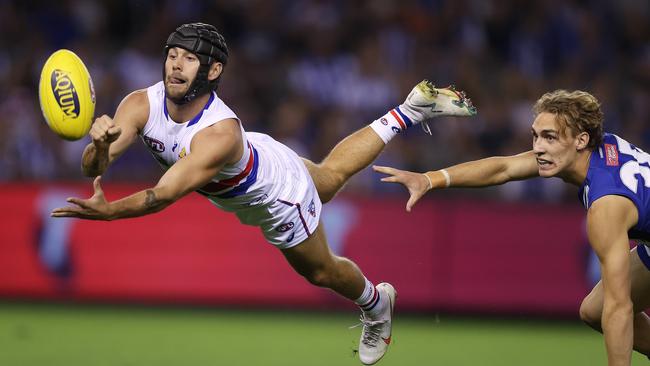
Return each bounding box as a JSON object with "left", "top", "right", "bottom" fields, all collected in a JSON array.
[
  {"left": 81, "top": 90, "right": 149, "bottom": 177},
  {"left": 587, "top": 195, "right": 638, "bottom": 366},
  {"left": 53, "top": 120, "right": 242, "bottom": 220},
  {"left": 373, "top": 150, "right": 539, "bottom": 211},
  {"left": 424, "top": 150, "right": 539, "bottom": 188}
]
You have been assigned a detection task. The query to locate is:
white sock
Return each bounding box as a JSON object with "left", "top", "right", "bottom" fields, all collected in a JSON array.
[
  {"left": 369, "top": 106, "right": 415, "bottom": 144},
  {"left": 355, "top": 277, "right": 386, "bottom": 318}
]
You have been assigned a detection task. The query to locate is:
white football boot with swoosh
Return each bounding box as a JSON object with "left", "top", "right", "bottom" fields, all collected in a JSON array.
[
  {"left": 400, "top": 80, "right": 477, "bottom": 135},
  {"left": 357, "top": 283, "right": 397, "bottom": 365}
]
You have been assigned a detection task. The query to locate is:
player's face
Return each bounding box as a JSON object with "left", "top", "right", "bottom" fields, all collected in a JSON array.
[
  {"left": 531, "top": 112, "right": 581, "bottom": 178},
  {"left": 164, "top": 47, "right": 200, "bottom": 100}
]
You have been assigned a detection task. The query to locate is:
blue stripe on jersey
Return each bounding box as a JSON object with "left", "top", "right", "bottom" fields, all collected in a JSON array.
[
  {"left": 187, "top": 92, "right": 216, "bottom": 127},
  {"left": 163, "top": 92, "right": 169, "bottom": 119},
  {"left": 216, "top": 145, "right": 260, "bottom": 199},
  {"left": 162, "top": 91, "right": 216, "bottom": 126},
  {"left": 395, "top": 106, "right": 413, "bottom": 128}
]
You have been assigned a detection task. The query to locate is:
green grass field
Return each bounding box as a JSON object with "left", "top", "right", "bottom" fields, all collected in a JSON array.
[{"left": 0, "top": 302, "right": 646, "bottom": 366}]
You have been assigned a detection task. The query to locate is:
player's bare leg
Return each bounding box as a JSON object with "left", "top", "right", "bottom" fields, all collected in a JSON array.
[
  {"left": 304, "top": 80, "right": 477, "bottom": 203},
  {"left": 579, "top": 246, "right": 650, "bottom": 356},
  {"left": 282, "top": 224, "right": 365, "bottom": 299},
  {"left": 282, "top": 223, "right": 396, "bottom": 365},
  {"left": 302, "top": 127, "right": 384, "bottom": 203}
]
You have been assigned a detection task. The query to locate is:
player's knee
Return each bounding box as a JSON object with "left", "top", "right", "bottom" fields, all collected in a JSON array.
[
  {"left": 319, "top": 189, "right": 338, "bottom": 205},
  {"left": 315, "top": 164, "right": 346, "bottom": 204},
  {"left": 301, "top": 257, "right": 347, "bottom": 288},
  {"left": 303, "top": 267, "right": 333, "bottom": 288},
  {"left": 579, "top": 296, "right": 602, "bottom": 330}
]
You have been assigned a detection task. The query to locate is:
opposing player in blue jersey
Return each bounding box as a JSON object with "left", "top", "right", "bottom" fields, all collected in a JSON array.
[{"left": 375, "top": 89, "right": 650, "bottom": 366}]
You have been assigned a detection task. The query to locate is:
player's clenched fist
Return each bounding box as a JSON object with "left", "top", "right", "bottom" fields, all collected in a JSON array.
[{"left": 90, "top": 115, "right": 122, "bottom": 148}]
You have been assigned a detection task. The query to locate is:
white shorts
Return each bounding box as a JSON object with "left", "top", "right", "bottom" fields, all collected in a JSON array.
[{"left": 208, "top": 133, "right": 322, "bottom": 249}]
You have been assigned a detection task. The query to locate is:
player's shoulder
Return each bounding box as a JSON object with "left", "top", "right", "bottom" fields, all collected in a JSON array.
[
  {"left": 191, "top": 118, "right": 242, "bottom": 162},
  {"left": 115, "top": 89, "right": 150, "bottom": 130},
  {"left": 586, "top": 160, "right": 619, "bottom": 194},
  {"left": 194, "top": 118, "right": 241, "bottom": 144},
  {"left": 121, "top": 89, "right": 149, "bottom": 111}
]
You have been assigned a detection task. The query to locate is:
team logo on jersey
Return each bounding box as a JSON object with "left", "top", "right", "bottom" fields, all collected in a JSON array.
[
  {"left": 276, "top": 222, "right": 295, "bottom": 232},
  {"left": 178, "top": 147, "right": 186, "bottom": 159},
  {"left": 143, "top": 136, "right": 165, "bottom": 152},
  {"left": 307, "top": 199, "right": 316, "bottom": 217},
  {"left": 605, "top": 144, "right": 619, "bottom": 166}
]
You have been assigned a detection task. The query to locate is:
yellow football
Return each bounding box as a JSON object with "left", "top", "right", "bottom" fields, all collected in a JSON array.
[{"left": 38, "top": 49, "right": 96, "bottom": 141}]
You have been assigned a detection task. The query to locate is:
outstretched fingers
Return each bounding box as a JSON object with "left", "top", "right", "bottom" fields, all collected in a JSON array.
[
  {"left": 374, "top": 165, "right": 430, "bottom": 212},
  {"left": 373, "top": 165, "right": 403, "bottom": 182},
  {"left": 51, "top": 204, "right": 85, "bottom": 217}
]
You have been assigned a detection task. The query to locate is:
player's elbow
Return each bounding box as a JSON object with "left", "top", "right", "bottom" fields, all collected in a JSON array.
[{"left": 149, "top": 185, "right": 182, "bottom": 210}]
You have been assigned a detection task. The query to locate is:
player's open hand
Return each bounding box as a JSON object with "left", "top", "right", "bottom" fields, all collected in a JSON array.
[
  {"left": 51, "top": 176, "right": 113, "bottom": 220},
  {"left": 373, "top": 165, "right": 431, "bottom": 212}
]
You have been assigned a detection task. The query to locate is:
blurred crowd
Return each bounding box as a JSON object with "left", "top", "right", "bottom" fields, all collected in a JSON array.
[{"left": 0, "top": 0, "right": 648, "bottom": 202}]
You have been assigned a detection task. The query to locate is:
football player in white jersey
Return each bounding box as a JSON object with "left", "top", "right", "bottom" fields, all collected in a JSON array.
[
  {"left": 375, "top": 90, "right": 650, "bottom": 366},
  {"left": 51, "top": 22, "right": 476, "bottom": 365}
]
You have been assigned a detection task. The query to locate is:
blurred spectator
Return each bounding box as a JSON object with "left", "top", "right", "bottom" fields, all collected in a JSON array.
[{"left": 2, "top": 0, "right": 648, "bottom": 203}]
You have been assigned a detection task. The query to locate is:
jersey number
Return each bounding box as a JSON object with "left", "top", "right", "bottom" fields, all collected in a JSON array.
[{"left": 617, "top": 136, "right": 650, "bottom": 194}]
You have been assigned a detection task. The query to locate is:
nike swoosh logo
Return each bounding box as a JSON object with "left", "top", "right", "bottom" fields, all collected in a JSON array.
[{"left": 383, "top": 291, "right": 394, "bottom": 346}]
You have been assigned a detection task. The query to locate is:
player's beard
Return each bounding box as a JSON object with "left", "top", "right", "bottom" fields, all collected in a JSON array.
[{"left": 163, "top": 70, "right": 193, "bottom": 105}]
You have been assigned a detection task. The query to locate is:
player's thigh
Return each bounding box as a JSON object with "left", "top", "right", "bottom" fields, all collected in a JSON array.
[
  {"left": 584, "top": 246, "right": 650, "bottom": 314},
  {"left": 301, "top": 157, "right": 342, "bottom": 203},
  {"left": 631, "top": 245, "right": 650, "bottom": 311},
  {"left": 281, "top": 223, "right": 335, "bottom": 276},
  {"left": 301, "top": 158, "right": 326, "bottom": 195},
  {"left": 301, "top": 158, "right": 317, "bottom": 177}
]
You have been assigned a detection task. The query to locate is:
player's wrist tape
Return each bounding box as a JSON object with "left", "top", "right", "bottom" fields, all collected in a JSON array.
[
  {"left": 422, "top": 173, "right": 433, "bottom": 190},
  {"left": 440, "top": 169, "right": 451, "bottom": 188}
]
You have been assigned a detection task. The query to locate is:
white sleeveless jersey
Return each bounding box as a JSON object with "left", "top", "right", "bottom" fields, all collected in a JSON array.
[{"left": 140, "top": 82, "right": 322, "bottom": 249}]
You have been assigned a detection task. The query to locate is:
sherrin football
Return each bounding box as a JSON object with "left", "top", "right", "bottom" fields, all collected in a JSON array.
[{"left": 38, "top": 49, "right": 96, "bottom": 141}]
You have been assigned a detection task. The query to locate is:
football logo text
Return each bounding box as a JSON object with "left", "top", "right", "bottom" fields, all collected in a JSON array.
[{"left": 50, "top": 70, "right": 80, "bottom": 118}]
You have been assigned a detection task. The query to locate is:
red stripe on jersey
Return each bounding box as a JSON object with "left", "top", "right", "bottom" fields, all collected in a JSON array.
[{"left": 201, "top": 143, "right": 254, "bottom": 192}]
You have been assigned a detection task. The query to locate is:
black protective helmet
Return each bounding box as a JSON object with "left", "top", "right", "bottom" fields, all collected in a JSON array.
[{"left": 164, "top": 22, "right": 228, "bottom": 104}]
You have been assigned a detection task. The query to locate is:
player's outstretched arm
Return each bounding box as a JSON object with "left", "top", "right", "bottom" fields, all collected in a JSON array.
[
  {"left": 81, "top": 90, "right": 149, "bottom": 177},
  {"left": 54, "top": 121, "right": 241, "bottom": 220},
  {"left": 374, "top": 150, "right": 539, "bottom": 211},
  {"left": 587, "top": 195, "right": 638, "bottom": 366}
]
